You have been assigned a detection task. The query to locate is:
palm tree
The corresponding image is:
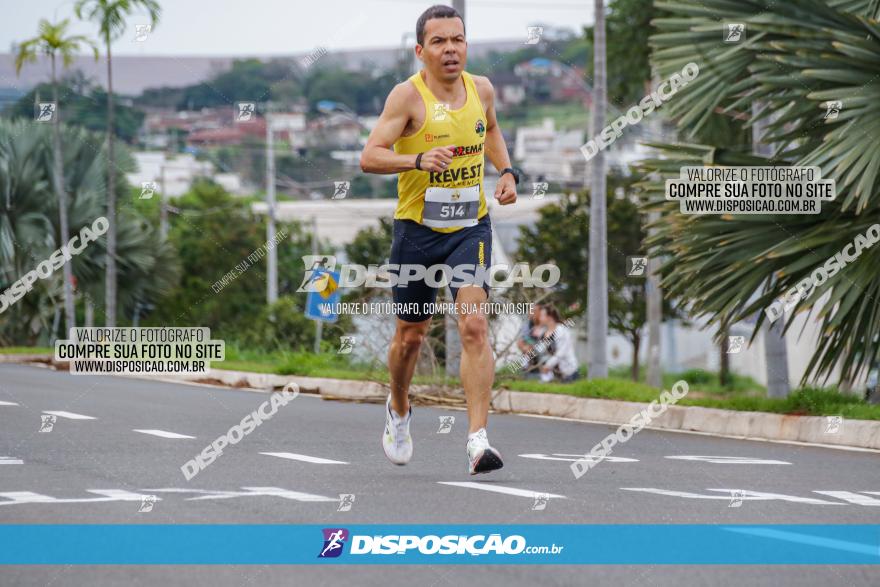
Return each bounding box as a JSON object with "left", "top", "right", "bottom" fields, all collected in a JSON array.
[
  {"left": 14, "top": 18, "right": 97, "bottom": 337},
  {"left": 587, "top": 0, "right": 609, "bottom": 379},
  {"left": 74, "top": 0, "right": 161, "bottom": 327},
  {"left": 0, "top": 119, "right": 179, "bottom": 344},
  {"left": 637, "top": 0, "right": 880, "bottom": 387}
]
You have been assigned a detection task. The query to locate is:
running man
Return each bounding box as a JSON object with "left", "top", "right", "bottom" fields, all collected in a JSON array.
[{"left": 360, "top": 5, "right": 519, "bottom": 474}]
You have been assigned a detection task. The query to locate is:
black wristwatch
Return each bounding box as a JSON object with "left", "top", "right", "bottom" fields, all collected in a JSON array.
[{"left": 500, "top": 167, "right": 520, "bottom": 185}]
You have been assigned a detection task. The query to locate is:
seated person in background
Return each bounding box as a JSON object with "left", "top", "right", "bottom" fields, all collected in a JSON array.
[
  {"left": 515, "top": 303, "right": 547, "bottom": 378},
  {"left": 537, "top": 304, "right": 579, "bottom": 383}
]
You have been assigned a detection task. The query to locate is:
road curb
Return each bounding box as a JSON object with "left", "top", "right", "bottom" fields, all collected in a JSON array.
[
  {"left": 488, "top": 389, "right": 880, "bottom": 451},
  {"left": 4, "top": 355, "right": 878, "bottom": 450}
]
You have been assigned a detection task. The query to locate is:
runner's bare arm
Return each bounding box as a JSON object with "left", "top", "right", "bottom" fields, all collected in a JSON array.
[
  {"left": 361, "top": 83, "right": 456, "bottom": 175},
  {"left": 475, "top": 76, "right": 516, "bottom": 205},
  {"left": 360, "top": 84, "right": 416, "bottom": 174},
  {"left": 477, "top": 78, "right": 511, "bottom": 173}
]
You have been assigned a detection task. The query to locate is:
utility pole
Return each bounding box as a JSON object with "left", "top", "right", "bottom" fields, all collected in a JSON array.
[
  {"left": 312, "top": 216, "right": 322, "bottom": 353},
  {"left": 452, "top": 0, "right": 465, "bottom": 23},
  {"left": 752, "top": 102, "right": 790, "bottom": 398},
  {"left": 586, "top": 0, "right": 609, "bottom": 379},
  {"left": 266, "top": 110, "right": 279, "bottom": 304},
  {"left": 159, "top": 163, "right": 168, "bottom": 239},
  {"left": 646, "top": 80, "right": 663, "bottom": 388}
]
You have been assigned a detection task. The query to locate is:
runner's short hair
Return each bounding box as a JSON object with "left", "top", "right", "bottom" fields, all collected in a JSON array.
[{"left": 416, "top": 5, "right": 465, "bottom": 46}]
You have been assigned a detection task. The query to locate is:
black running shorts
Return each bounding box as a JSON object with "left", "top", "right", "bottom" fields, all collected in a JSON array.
[{"left": 389, "top": 214, "right": 492, "bottom": 322}]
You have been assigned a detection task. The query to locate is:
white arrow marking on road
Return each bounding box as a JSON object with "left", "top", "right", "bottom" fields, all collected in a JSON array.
[
  {"left": 438, "top": 482, "right": 565, "bottom": 499},
  {"left": 133, "top": 429, "right": 195, "bottom": 439},
  {"left": 813, "top": 491, "right": 880, "bottom": 506},
  {"left": 42, "top": 410, "right": 96, "bottom": 420},
  {"left": 0, "top": 457, "right": 23, "bottom": 465},
  {"left": 665, "top": 455, "right": 791, "bottom": 465},
  {"left": 520, "top": 453, "right": 639, "bottom": 463},
  {"left": 260, "top": 452, "right": 348, "bottom": 465},
  {"left": 144, "top": 487, "right": 337, "bottom": 502},
  {"left": 622, "top": 488, "right": 841, "bottom": 505},
  {"left": 0, "top": 490, "right": 155, "bottom": 506},
  {"left": 0, "top": 401, "right": 19, "bottom": 406}
]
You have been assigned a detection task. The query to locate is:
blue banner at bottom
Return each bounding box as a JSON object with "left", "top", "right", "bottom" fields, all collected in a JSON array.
[{"left": 1, "top": 525, "right": 878, "bottom": 565}]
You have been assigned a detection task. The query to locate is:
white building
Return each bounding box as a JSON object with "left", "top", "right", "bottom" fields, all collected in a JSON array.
[
  {"left": 127, "top": 152, "right": 246, "bottom": 197},
  {"left": 514, "top": 118, "right": 586, "bottom": 184}
]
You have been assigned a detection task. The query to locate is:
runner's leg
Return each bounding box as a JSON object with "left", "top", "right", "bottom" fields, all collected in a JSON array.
[
  {"left": 388, "top": 317, "right": 430, "bottom": 415},
  {"left": 455, "top": 285, "right": 492, "bottom": 433}
]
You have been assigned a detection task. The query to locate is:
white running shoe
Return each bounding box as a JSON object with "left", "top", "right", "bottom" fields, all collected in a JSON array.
[
  {"left": 466, "top": 428, "right": 503, "bottom": 475},
  {"left": 382, "top": 394, "right": 413, "bottom": 465}
]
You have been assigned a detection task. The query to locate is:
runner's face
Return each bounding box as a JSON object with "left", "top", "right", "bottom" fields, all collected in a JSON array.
[{"left": 418, "top": 17, "right": 466, "bottom": 81}]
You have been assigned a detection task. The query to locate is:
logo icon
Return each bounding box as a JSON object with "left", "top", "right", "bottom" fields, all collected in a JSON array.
[
  {"left": 134, "top": 24, "right": 151, "bottom": 42},
  {"left": 475, "top": 119, "right": 485, "bottom": 137},
  {"left": 437, "top": 415, "right": 455, "bottom": 434},
  {"left": 531, "top": 493, "right": 550, "bottom": 510},
  {"left": 138, "top": 495, "right": 157, "bottom": 512},
  {"left": 332, "top": 181, "right": 350, "bottom": 200},
  {"left": 337, "top": 494, "right": 355, "bottom": 512},
  {"left": 433, "top": 102, "right": 450, "bottom": 122},
  {"left": 824, "top": 415, "right": 843, "bottom": 434},
  {"left": 525, "top": 26, "right": 544, "bottom": 45},
  {"left": 338, "top": 336, "right": 356, "bottom": 355},
  {"left": 297, "top": 256, "right": 337, "bottom": 293},
  {"left": 626, "top": 256, "right": 648, "bottom": 277},
  {"left": 140, "top": 181, "right": 158, "bottom": 200},
  {"left": 235, "top": 102, "right": 256, "bottom": 122},
  {"left": 35, "top": 102, "right": 56, "bottom": 123},
  {"left": 724, "top": 23, "right": 745, "bottom": 43},
  {"left": 425, "top": 133, "right": 434, "bottom": 142},
  {"left": 824, "top": 100, "right": 842, "bottom": 120},
  {"left": 726, "top": 335, "right": 745, "bottom": 354},
  {"left": 728, "top": 489, "right": 745, "bottom": 508},
  {"left": 39, "top": 414, "right": 57, "bottom": 433},
  {"left": 532, "top": 182, "right": 548, "bottom": 200},
  {"left": 318, "top": 528, "right": 349, "bottom": 558}
]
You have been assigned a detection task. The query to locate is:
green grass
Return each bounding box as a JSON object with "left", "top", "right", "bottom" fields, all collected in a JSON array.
[
  {"left": 0, "top": 346, "right": 53, "bottom": 354},
  {"left": 496, "top": 375, "right": 880, "bottom": 420}
]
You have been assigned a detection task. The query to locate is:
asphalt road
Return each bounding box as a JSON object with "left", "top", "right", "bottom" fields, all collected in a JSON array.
[{"left": 1, "top": 363, "right": 878, "bottom": 586}]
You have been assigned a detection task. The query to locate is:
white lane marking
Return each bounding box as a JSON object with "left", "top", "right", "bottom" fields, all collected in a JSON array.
[
  {"left": 144, "top": 487, "right": 337, "bottom": 502},
  {"left": 622, "top": 487, "right": 842, "bottom": 505},
  {"left": 133, "top": 429, "right": 195, "bottom": 439},
  {"left": 813, "top": 491, "right": 880, "bottom": 506},
  {"left": 519, "top": 453, "right": 639, "bottom": 463},
  {"left": 0, "top": 457, "right": 23, "bottom": 465},
  {"left": 665, "top": 455, "right": 791, "bottom": 465},
  {"left": 42, "top": 410, "right": 96, "bottom": 420},
  {"left": 0, "top": 490, "right": 154, "bottom": 506},
  {"left": 260, "top": 452, "right": 348, "bottom": 465},
  {"left": 438, "top": 481, "right": 565, "bottom": 499},
  {"left": 0, "top": 401, "right": 19, "bottom": 406}
]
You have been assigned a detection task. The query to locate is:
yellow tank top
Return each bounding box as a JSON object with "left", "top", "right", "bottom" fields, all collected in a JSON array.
[{"left": 393, "top": 70, "right": 488, "bottom": 233}]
